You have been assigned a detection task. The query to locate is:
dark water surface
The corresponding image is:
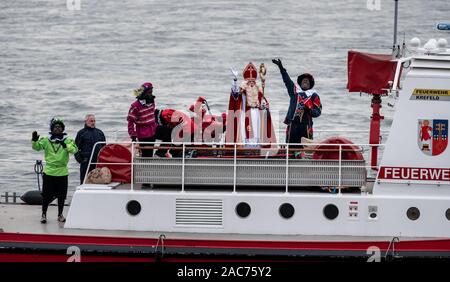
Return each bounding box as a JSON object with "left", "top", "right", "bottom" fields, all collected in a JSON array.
[{"left": 0, "top": 0, "right": 449, "bottom": 194}]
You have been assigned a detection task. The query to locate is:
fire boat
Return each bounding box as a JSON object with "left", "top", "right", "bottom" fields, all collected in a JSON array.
[{"left": 1, "top": 18, "right": 450, "bottom": 263}]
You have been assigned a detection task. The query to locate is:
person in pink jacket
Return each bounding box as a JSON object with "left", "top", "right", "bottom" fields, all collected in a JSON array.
[{"left": 127, "top": 82, "right": 157, "bottom": 157}]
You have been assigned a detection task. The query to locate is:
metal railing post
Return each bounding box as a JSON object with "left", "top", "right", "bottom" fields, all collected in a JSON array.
[
  {"left": 181, "top": 143, "right": 185, "bottom": 192},
  {"left": 285, "top": 144, "right": 289, "bottom": 193},
  {"left": 338, "top": 144, "right": 342, "bottom": 194},
  {"left": 84, "top": 142, "right": 99, "bottom": 185},
  {"left": 131, "top": 141, "right": 134, "bottom": 191},
  {"left": 233, "top": 144, "right": 237, "bottom": 193}
]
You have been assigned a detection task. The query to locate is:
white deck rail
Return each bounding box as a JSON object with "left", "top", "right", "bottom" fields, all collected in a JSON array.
[{"left": 84, "top": 141, "right": 385, "bottom": 194}]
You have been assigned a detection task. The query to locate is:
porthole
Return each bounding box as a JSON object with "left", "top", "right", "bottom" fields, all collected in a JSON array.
[
  {"left": 446, "top": 209, "right": 450, "bottom": 221},
  {"left": 236, "top": 202, "right": 251, "bottom": 218},
  {"left": 323, "top": 204, "right": 339, "bottom": 220},
  {"left": 127, "top": 200, "right": 141, "bottom": 216},
  {"left": 406, "top": 207, "right": 420, "bottom": 221},
  {"left": 279, "top": 203, "right": 295, "bottom": 219}
]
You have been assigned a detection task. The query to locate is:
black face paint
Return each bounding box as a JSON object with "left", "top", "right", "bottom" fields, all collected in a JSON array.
[
  {"left": 51, "top": 124, "right": 63, "bottom": 135},
  {"left": 145, "top": 95, "right": 155, "bottom": 104}
]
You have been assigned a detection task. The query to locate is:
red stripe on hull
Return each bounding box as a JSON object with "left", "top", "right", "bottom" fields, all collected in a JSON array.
[{"left": 1, "top": 232, "right": 450, "bottom": 262}]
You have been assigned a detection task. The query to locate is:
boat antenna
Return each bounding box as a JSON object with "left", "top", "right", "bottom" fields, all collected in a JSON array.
[
  {"left": 393, "top": 0, "right": 399, "bottom": 56},
  {"left": 401, "top": 32, "right": 406, "bottom": 57}
]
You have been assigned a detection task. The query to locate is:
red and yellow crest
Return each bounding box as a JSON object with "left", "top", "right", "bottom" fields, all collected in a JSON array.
[{"left": 418, "top": 119, "right": 448, "bottom": 156}]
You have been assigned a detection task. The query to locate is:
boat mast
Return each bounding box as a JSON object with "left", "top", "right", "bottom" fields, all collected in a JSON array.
[
  {"left": 393, "top": 0, "right": 399, "bottom": 55},
  {"left": 371, "top": 0, "right": 399, "bottom": 170}
]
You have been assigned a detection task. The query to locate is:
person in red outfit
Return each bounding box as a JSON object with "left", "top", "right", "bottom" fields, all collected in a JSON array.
[{"left": 127, "top": 82, "right": 157, "bottom": 157}]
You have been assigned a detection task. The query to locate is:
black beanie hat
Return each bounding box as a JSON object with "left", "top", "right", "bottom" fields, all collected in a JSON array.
[
  {"left": 297, "top": 73, "right": 315, "bottom": 90},
  {"left": 50, "top": 117, "right": 65, "bottom": 132}
]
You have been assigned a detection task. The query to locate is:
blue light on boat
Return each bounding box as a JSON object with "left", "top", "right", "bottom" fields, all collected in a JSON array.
[{"left": 437, "top": 23, "right": 450, "bottom": 30}]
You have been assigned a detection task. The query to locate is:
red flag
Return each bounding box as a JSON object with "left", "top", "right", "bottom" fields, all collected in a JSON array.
[{"left": 347, "top": 51, "right": 397, "bottom": 95}]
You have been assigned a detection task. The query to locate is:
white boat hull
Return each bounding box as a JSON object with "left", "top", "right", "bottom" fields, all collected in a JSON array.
[{"left": 65, "top": 187, "right": 450, "bottom": 238}]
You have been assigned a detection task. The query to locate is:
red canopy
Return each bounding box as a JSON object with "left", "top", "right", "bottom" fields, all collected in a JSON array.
[
  {"left": 96, "top": 144, "right": 131, "bottom": 183},
  {"left": 347, "top": 51, "right": 397, "bottom": 95},
  {"left": 312, "top": 137, "right": 364, "bottom": 161}
]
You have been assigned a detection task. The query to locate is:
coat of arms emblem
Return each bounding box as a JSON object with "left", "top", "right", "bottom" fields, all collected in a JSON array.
[{"left": 418, "top": 119, "right": 448, "bottom": 156}]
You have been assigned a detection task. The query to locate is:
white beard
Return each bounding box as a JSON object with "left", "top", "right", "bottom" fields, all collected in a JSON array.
[
  {"left": 241, "top": 81, "right": 261, "bottom": 108},
  {"left": 238, "top": 81, "right": 262, "bottom": 146}
]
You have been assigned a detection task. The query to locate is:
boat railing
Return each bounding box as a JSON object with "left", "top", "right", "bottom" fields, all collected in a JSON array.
[
  {"left": 0, "top": 128, "right": 388, "bottom": 195},
  {"left": 96, "top": 128, "right": 390, "bottom": 143},
  {"left": 83, "top": 141, "right": 385, "bottom": 194}
]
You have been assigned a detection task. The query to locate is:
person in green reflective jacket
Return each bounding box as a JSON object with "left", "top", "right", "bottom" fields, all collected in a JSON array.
[{"left": 31, "top": 117, "right": 78, "bottom": 224}]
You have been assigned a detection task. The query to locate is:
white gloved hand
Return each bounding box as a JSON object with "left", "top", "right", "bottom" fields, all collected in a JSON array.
[
  {"left": 230, "top": 67, "right": 239, "bottom": 95},
  {"left": 230, "top": 67, "right": 238, "bottom": 81}
]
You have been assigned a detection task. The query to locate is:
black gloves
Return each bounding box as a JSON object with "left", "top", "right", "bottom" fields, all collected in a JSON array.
[
  {"left": 32, "top": 131, "right": 39, "bottom": 142},
  {"left": 131, "top": 136, "right": 137, "bottom": 142},
  {"left": 272, "top": 58, "right": 283, "bottom": 69}
]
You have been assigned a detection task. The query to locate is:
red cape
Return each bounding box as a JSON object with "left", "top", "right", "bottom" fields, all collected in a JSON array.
[{"left": 225, "top": 91, "right": 276, "bottom": 146}]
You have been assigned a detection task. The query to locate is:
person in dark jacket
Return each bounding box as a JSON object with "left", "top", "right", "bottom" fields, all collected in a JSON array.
[
  {"left": 75, "top": 114, "right": 106, "bottom": 184},
  {"left": 272, "top": 59, "right": 322, "bottom": 148}
]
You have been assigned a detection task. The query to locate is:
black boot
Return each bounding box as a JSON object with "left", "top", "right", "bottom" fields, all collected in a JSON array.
[{"left": 40, "top": 213, "right": 47, "bottom": 224}]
